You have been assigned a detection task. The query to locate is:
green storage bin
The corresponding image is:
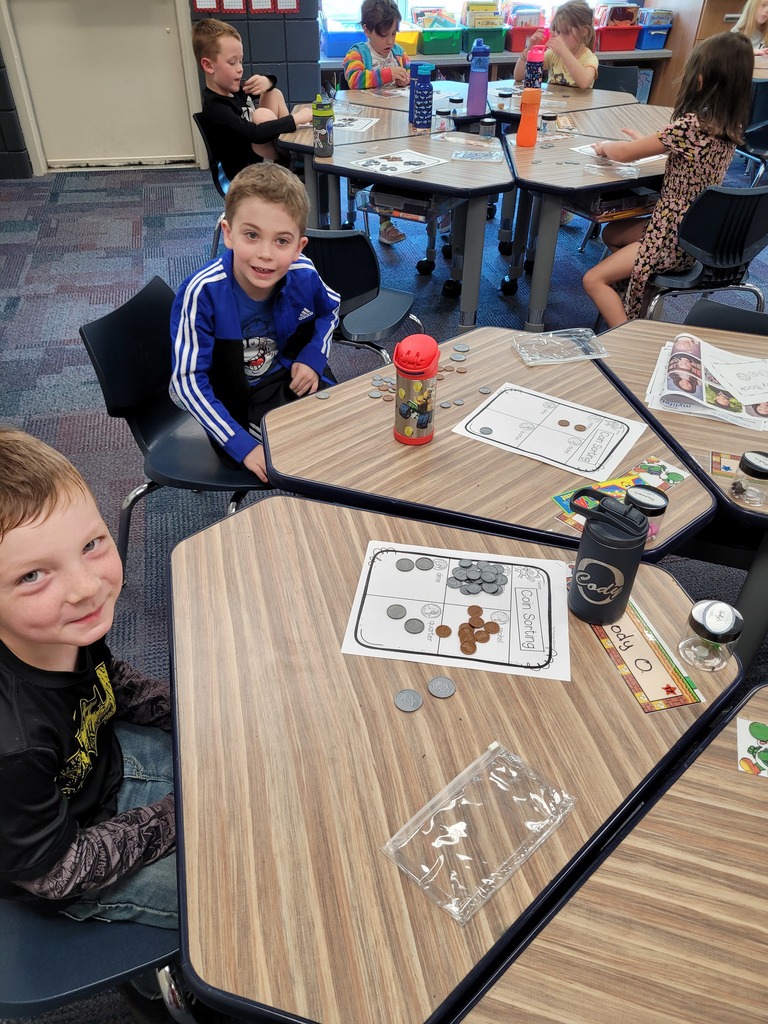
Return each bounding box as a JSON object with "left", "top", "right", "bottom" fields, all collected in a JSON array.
[
  {"left": 418, "top": 27, "right": 464, "bottom": 53},
  {"left": 461, "top": 27, "right": 507, "bottom": 52}
]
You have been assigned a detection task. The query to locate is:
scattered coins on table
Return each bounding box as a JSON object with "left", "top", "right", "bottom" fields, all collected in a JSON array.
[{"left": 395, "top": 689, "right": 422, "bottom": 713}]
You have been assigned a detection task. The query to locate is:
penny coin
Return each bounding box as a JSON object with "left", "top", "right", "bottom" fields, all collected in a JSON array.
[
  {"left": 396, "top": 558, "right": 414, "bottom": 572},
  {"left": 460, "top": 640, "right": 477, "bottom": 655},
  {"left": 443, "top": 365, "right": 455, "bottom": 372},
  {"left": 558, "top": 419, "right": 569, "bottom": 427},
  {"left": 435, "top": 625, "right": 452, "bottom": 638},
  {"left": 484, "top": 621, "right": 500, "bottom": 634},
  {"left": 468, "top": 615, "right": 485, "bottom": 628},
  {"left": 395, "top": 689, "right": 422, "bottom": 712},
  {"left": 382, "top": 394, "right": 394, "bottom": 402},
  {"left": 387, "top": 604, "right": 407, "bottom": 619},
  {"left": 575, "top": 424, "right": 587, "bottom": 432},
  {"left": 475, "top": 630, "right": 490, "bottom": 643},
  {"left": 428, "top": 676, "right": 456, "bottom": 698},
  {"left": 415, "top": 557, "right": 434, "bottom": 570},
  {"left": 456, "top": 367, "right": 468, "bottom": 373},
  {"left": 467, "top": 605, "right": 483, "bottom": 616},
  {"left": 437, "top": 373, "right": 445, "bottom": 380}
]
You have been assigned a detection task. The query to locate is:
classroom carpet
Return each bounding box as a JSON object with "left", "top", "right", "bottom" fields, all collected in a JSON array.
[{"left": 0, "top": 163, "right": 765, "bottom": 1024}]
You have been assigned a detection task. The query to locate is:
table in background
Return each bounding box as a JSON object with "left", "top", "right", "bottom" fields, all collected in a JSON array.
[
  {"left": 171, "top": 495, "right": 742, "bottom": 1024},
  {"left": 463, "top": 683, "right": 768, "bottom": 1024},
  {"left": 567, "top": 103, "right": 673, "bottom": 139},
  {"left": 339, "top": 81, "right": 469, "bottom": 114},
  {"left": 505, "top": 109, "right": 671, "bottom": 330},
  {"left": 263, "top": 326, "right": 714, "bottom": 557},
  {"left": 489, "top": 80, "right": 639, "bottom": 117},
  {"left": 595, "top": 320, "right": 768, "bottom": 669},
  {"left": 314, "top": 137, "right": 513, "bottom": 331}
]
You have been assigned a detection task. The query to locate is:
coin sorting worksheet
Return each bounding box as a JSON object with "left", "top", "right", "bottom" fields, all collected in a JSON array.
[{"left": 342, "top": 542, "right": 570, "bottom": 680}]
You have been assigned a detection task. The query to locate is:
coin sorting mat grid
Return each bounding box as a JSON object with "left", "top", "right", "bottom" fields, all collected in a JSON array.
[
  {"left": 452, "top": 383, "right": 646, "bottom": 482},
  {"left": 342, "top": 542, "right": 571, "bottom": 680}
]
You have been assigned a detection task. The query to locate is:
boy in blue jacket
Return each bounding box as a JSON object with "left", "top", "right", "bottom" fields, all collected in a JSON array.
[{"left": 171, "top": 163, "right": 340, "bottom": 483}]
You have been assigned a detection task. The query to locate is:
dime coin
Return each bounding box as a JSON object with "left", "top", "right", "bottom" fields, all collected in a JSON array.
[
  {"left": 396, "top": 558, "right": 415, "bottom": 572},
  {"left": 415, "top": 557, "right": 434, "bottom": 570},
  {"left": 479, "top": 426, "right": 493, "bottom": 435},
  {"left": 316, "top": 392, "right": 330, "bottom": 400},
  {"left": 368, "top": 390, "right": 383, "bottom": 399},
  {"left": 453, "top": 343, "right": 470, "bottom": 352}
]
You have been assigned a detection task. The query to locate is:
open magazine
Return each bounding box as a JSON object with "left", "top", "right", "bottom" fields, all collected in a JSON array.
[{"left": 646, "top": 331, "right": 768, "bottom": 432}]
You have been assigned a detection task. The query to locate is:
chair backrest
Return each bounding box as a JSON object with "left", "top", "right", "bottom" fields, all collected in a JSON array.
[
  {"left": 0, "top": 898, "right": 178, "bottom": 1017},
  {"left": 192, "top": 112, "right": 230, "bottom": 199},
  {"left": 594, "top": 64, "right": 639, "bottom": 96},
  {"left": 684, "top": 297, "right": 768, "bottom": 336},
  {"left": 79, "top": 276, "right": 176, "bottom": 418},
  {"left": 303, "top": 229, "right": 381, "bottom": 315},
  {"left": 749, "top": 79, "right": 768, "bottom": 132},
  {"left": 677, "top": 185, "right": 768, "bottom": 283}
]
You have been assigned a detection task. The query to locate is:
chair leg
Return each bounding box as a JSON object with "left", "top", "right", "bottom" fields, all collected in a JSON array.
[
  {"left": 155, "top": 961, "right": 199, "bottom": 1024},
  {"left": 118, "top": 481, "right": 161, "bottom": 572},
  {"left": 227, "top": 489, "right": 250, "bottom": 515},
  {"left": 407, "top": 312, "right": 425, "bottom": 334},
  {"left": 211, "top": 213, "right": 224, "bottom": 259},
  {"left": 577, "top": 222, "right": 600, "bottom": 253},
  {"left": 645, "top": 291, "right": 666, "bottom": 321}
]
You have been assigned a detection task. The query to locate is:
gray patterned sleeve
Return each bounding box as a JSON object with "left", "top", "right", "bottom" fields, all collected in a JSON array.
[
  {"left": 14, "top": 793, "right": 175, "bottom": 901},
  {"left": 111, "top": 658, "right": 172, "bottom": 731}
]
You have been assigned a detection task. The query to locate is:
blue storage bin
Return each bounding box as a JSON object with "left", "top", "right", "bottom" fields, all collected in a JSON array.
[
  {"left": 635, "top": 24, "right": 671, "bottom": 49},
  {"left": 320, "top": 17, "right": 364, "bottom": 58}
]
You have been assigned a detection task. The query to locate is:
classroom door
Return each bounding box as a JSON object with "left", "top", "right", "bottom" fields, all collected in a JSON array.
[{"left": 5, "top": 0, "right": 194, "bottom": 168}]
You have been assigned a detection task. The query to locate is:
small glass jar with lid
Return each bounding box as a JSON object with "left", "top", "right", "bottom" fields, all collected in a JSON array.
[
  {"left": 478, "top": 116, "right": 496, "bottom": 139},
  {"left": 624, "top": 483, "right": 669, "bottom": 545},
  {"left": 678, "top": 600, "right": 743, "bottom": 672},
  {"left": 730, "top": 451, "right": 768, "bottom": 507},
  {"left": 539, "top": 111, "right": 558, "bottom": 135}
]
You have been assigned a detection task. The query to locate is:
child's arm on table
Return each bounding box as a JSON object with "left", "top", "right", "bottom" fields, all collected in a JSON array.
[{"left": 592, "top": 128, "right": 667, "bottom": 163}]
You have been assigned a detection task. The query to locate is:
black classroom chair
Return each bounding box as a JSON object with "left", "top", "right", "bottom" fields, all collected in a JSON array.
[
  {"left": 683, "top": 296, "right": 768, "bottom": 336},
  {"left": 79, "top": 276, "right": 264, "bottom": 573}
]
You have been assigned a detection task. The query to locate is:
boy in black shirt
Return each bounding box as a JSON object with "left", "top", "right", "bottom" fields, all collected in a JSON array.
[
  {"left": 0, "top": 427, "right": 176, "bottom": 928},
  {"left": 193, "top": 17, "right": 312, "bottom": 181}
]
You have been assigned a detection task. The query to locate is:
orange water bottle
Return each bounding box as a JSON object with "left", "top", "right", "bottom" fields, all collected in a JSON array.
[
  {"left": 393, "top": 334, "right": 439, "bottom": 445},
  {"left": 516, "top": 87, "right": 541, "bottom": 148}
]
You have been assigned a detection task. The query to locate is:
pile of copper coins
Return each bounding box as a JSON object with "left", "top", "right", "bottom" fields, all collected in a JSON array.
[{"left": 457, "top": 605, "right": 500, "bottom": 656}]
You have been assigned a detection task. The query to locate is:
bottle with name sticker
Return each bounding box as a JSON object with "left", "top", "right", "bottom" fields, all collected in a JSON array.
[
  {"left": 393, "top": 333, "right": 439, "bottom": 445},
  {"left": 411, "top": 64, "right": 435, "bottom": 133},
  {"left": 312, "top": 94, "right": 334, "bottom": 157},
  {"left": 568, "top": 487, "right": 648, "bottom": 624}
]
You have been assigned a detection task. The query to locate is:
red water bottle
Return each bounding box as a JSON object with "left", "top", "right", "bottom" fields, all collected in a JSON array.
[{"left": 393, "top": 334, "right": 439, "bottom": 445}]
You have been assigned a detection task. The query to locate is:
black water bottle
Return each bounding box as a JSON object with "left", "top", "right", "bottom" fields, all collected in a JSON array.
[{"left": 568, "top": 488, "right": 649, "bottom": 625}]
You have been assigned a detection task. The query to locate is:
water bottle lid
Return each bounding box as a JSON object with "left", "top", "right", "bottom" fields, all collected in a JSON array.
[
  {"left": 471, "top": 38, "right": 491, "bottom": 56},
  {"left": 527, "top": 45, "right": 546, "bottom": 61},
  {"left": 570, "top": 488, "right": 648, "bottom": 545},
  {"left": 417, "top": 63, "right": 435, "bottom": 76},
  {"left": 624, "top": 484, "right": 669, "bottom": 518},
  {"left": 688, "top": 600, "right": 743, "bottom": 643},
  {"left": 393, "top": 334, "right": 439, "bottom": 374}
]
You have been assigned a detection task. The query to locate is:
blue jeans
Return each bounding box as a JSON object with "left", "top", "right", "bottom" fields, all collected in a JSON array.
[{"left": 63, "top": 722, "right": 178, "bottom": 929}]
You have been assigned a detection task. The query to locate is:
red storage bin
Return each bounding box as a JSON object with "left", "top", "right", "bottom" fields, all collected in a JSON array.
[
  {"left": 505, "top": 25, "right": 543, "bottom": 51},
  {"left": 595, "top": 24, "right": 640, "bottom": 50}
]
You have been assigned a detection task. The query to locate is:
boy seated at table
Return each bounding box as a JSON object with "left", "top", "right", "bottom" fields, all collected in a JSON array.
[
  {"left": 0, "top": 427, "right": 177, "bottom": 929},
  {"left": 343, "top": 0, "right": 411, "bottom": 244},
  {"left": 193, "top": 17, "right": 313, "bottom": 181},
  {"left": 171, "top": 162, "right": 340, "bottom": 484}
]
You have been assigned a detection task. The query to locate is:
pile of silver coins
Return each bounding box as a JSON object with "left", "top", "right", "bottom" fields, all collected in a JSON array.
[{"left": 447, "top": 559, "right": 508, "bottom": 596}]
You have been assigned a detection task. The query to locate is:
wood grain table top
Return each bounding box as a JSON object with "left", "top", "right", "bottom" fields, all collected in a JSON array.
[
  {"left": 490, "top": 80, "right": 639, "bottom": 113},
  {"left": 507, "top": 129, "right": 667, "bottom": 193},
  {"left": 341, "top": 80, "right": 470, "bottom": 114},
  {"left": 171, "top": 495, "right": 741, "bottom": 1024},
  {"left": 568, "top": 103, "right": 673, "bottom": 141},
  {"left": 596, "top": 320, "right": 768, "bottom": 520},
  {"left": 463, "top": 684, "right": 768, "bottom": 1024},
  {"left": 313, "top": 131, "right": 513, "bottom": 194},
  {"left": 262, "top": 327, "right": 714, "bottom": 555}
]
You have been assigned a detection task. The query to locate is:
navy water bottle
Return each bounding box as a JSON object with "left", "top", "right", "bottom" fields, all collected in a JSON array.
[
  {"left": 568, "top": 488, "right": 648, "bottom": 624},
  {"left": 466, "top": 38, "right": 490, "bottom": 117},
  {"left": 412, "top": 64, "right": 434, "bottom": 133}
]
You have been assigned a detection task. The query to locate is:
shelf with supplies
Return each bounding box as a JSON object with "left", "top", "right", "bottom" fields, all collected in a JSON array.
[{"left": 320, "top": 48, "right": 671, "bottom": 76}]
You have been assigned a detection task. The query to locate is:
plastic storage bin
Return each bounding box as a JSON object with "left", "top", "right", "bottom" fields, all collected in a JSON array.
[
  {"left": 505, "top": 25, "right": 543, "bottom": 51},
  {"left": 635, "top": 23, "right": 671, "bottom": 48},
  {"left": 396, "top": 27, "right": 421, "bottom": 54},
  {"left": 462, "top": 26, "right": 507, "bottom": 51},
  {"left": 595, "top": 25, "right": 641, "bottom": 50},
  {"left": 418, "top": 26, "right": 464, "bottom": 52},
  {"left": 320, "top": 17, "right": 363, "bottom": 58}
]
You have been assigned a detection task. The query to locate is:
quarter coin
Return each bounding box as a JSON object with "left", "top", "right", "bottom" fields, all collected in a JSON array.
[
  {"left": 396, "top": 558, "right": 415, "bottom": 572},
  {"left": 395, "top": 689, "right": 422, "bottom": 712},
  {"left": 387, "top": 604, "right": 407, "bottom": 619},
  {"left": 428, "top": 676, "right": 456, "bottom": 698},
  {"left": 404, "top": 618, "right": 425, "bottom": 634}
]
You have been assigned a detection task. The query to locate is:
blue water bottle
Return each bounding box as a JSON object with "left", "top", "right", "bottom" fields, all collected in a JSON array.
[
  {"left": 412, "top": 64, "right": 434, "bottom": 133},
  {"left": 466, "top": 38, "right": 490, "bottom": 117}
]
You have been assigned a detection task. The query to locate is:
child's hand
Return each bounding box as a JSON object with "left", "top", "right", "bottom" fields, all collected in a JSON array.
[
  {"left": 621, "top": 128, "right": 644, "bottom": 141},
  {"left": 290, "top": 362, "right": 319, "bottom": 396},
  {"left": 243, "top": 444, "right": 269, "bottom": 482},
  {"left": 756, "top": 46, "right": 768, "bottom": 56},
  {"left": 293, "top": 106, "right": 313, "bottom": 127},
  {"left": 392, "top": 66, "right": 411, "bottom": 86},
  {"left": 591, "top": 139, "right": 616, "bottom": 159},
  {"left": 528, "top": 28, "right": 547, "bottom": 48},
  {"left": 242, "top": 74, "right": 273, "bottom": 96},
  {"left": 546, "top": 32, "right": 569, "bottom": 57}
]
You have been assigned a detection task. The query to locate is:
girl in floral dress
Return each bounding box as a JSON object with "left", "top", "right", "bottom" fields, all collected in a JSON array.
[{"left": 582, "top": 32, "right": 754, "bottom": 328}]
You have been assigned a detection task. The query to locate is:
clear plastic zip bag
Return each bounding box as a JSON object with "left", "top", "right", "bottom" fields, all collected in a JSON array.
[
  {"left": 382, "top": 742, "right": 575, "bottom": 924},
  {"left": 511, "top": 327, "right": 609, "bottom": 366}
]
